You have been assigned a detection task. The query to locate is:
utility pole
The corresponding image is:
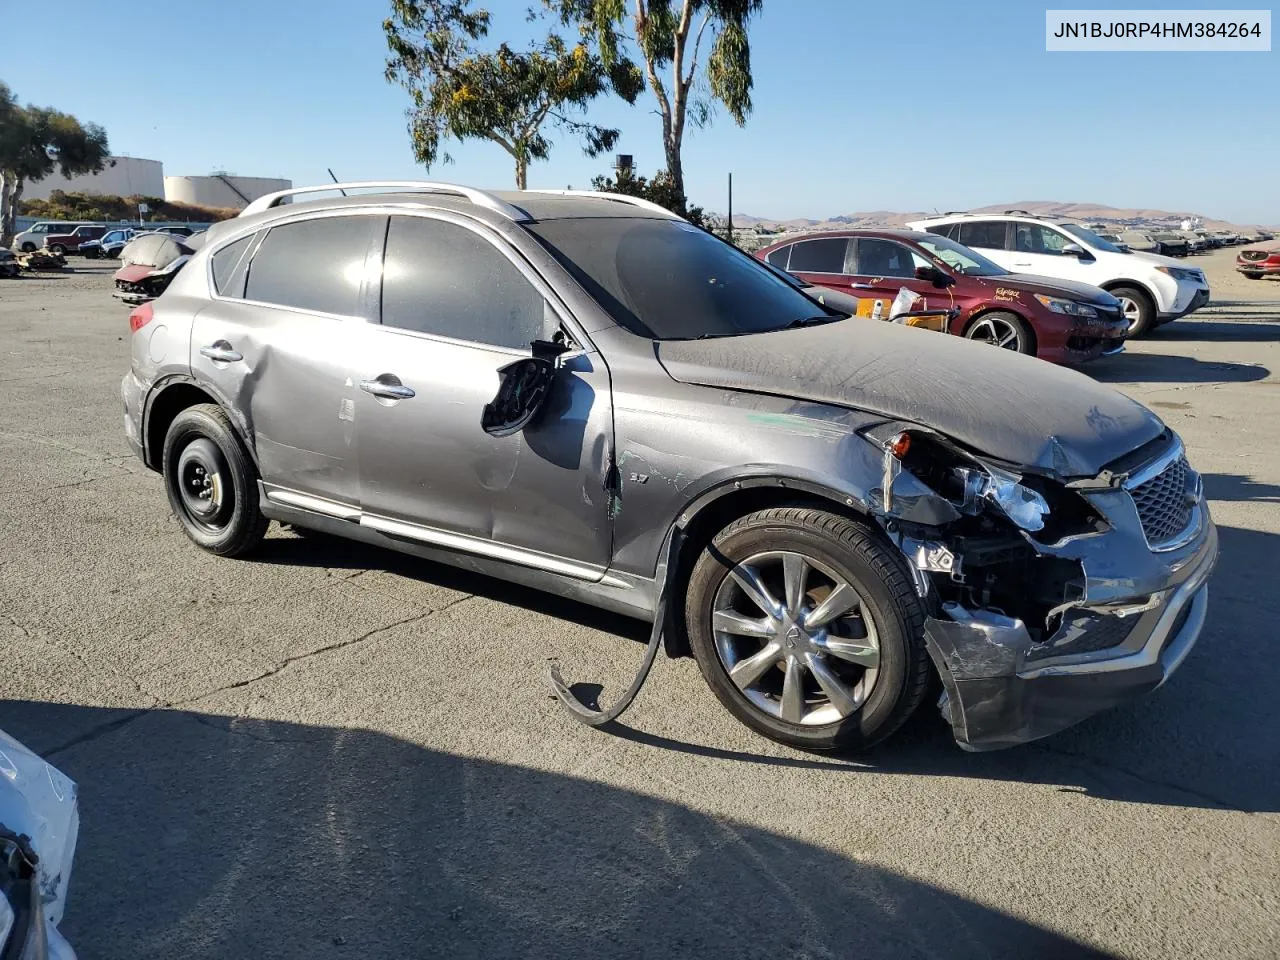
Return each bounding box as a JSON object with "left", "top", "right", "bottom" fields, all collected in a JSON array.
[{"left": 727, "top": 172, "right": 733, "bottom": 245}]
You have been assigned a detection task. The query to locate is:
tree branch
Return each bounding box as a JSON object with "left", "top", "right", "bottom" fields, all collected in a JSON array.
[{"left": 685, "top": 12, "right": 712, "bottom": 90}]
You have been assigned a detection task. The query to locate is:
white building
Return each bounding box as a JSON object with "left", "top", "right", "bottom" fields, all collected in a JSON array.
[
  {"left": 164, "top": 175, "right": 292, "bottom": 210},
  {"left": 24, "top": 156, "right": 165, "bottom": 200}
]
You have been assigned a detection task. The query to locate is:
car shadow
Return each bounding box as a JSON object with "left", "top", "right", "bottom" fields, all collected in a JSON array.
[
  {"left": 1152, "top": 319, "right": 1280, "bottom": 342},
  {"left": 249, "top": 531, "right": 653, "bottom": 643},
  {"left": 1086, "top": 353, "right": 1269, "bottom": 384},
  {"left": 0, "top": 702, "right": 1116, "bottom": 960},
  {"left": 1202, "top": 472, "right": 1280, "bottom": 503},
  {"left": 243, "top": 521, "right": 1279, "bottom": 814}
]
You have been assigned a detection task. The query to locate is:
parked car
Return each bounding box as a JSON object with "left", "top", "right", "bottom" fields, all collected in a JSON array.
[
  {"left": 11, "top": 220, "right": 95, "bottom": 253},
  {"left": 908, "top": 212, "right": 1210, "bottom": 336},
  {"left": 79, "top": 227, "right": 137, "bottom": 259},
  {"left": 112, "top": 232, "right": 195, "bottom": 304},
  {"left": 1114, "top": 230, "right": 1160, "bottom": 254},
  {"left": 1237, "top": 240, "right": 1280, "bottom": 279},
  {"left": 1149, "top": 231, "right": 1190, "bottom": 257},
  {"left": 0, "top": 727, "right": 80, "bottom": 960},
  {"left": 1175, "top": 230, "right": 1208, "bottom": 254},
  {"left": 756, "top": 229, "right": 1127, "bottom": 364},
  {"left": 0, "top": 248, "right": 19, "bottom": 278},
  {"left": 122, "top": 181, "right": 1218, "bottom": 753},
  {"left": 41, "top": 224, "right": 110, "bottom": 256}
]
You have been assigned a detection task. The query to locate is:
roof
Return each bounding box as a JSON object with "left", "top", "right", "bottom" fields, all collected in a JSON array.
[
  {"left": 234, "top": 182, "right": 680, "bottom": 226},
  {"left": 757, "top": 227, "right": 933, "bottom": 248}
]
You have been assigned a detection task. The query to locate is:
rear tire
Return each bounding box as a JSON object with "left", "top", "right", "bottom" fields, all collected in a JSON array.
[
  {"left": 19, "top": 242, "right": 36, "bottom": 253},
  {"left": 162, "top": 403, "right": 268, "bottom": 557},
  {"left": 1111, "top": 285, "right": 1155, "bottom": 337},
  {"left": 685, "top": 506, "right": 930, "bottom": 752},
  {"left": 1243, "top": 272, "right": 1262, "bottom": 280}
]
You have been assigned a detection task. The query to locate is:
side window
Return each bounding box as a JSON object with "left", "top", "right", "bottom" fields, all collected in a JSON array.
[
  {"left": 1015, "top": 223, "right": 1072, "bottom": 255},
  {"left": 786, "top": 238, "right": 849, "bottom": 273},
  {"left": 853, "top": 238, "right": 917, "bottom": 278},
  {"left": 764, "top": 245, "right": 791, "bottom": 268},
  {"left": 924, "top": 224, "right": 957, "bottom": 240},
  {"left": 245, "top": 216, "right": 379, "bottom": 316},
  {"left": 210, "top": 235, "right": 254, "bottom": 297},
  {"left": 381, "top": 216, "right": 550, "bottom": 349},
  {"left": 958, "top": 221, "right": 1008, "bottom": 250}
]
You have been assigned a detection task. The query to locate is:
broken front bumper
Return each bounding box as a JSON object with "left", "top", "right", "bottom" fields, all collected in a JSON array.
[{"left": 924, "top": 518, "right": 1218, "bottom": 751}]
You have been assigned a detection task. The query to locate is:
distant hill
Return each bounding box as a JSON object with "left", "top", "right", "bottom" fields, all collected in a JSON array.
[{"left": 725, "top": 200, "right": 1275, "bottom": 235}]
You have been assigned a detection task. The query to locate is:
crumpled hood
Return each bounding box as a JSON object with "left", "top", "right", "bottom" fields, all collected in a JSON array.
[
  {"left": 0, "top": 729, "right": 79, "bottom": 930},
  {"left": 657, "top": 320, "right": 1165, "bottom": 477}
]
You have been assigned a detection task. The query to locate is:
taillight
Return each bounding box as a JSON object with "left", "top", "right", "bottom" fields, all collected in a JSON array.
[{"left": 129, "top": 303, "right": 154, "bottom": 333}]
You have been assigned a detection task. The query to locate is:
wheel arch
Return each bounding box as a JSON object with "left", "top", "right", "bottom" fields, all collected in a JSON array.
[
  {"left": 657, "top": 476, "right": 884, "bottom": 659},
  {"left": 960, "top": 306, "right": 1038, "bottom": 355},
  {"left": 1100, "top": 278, "right": 1158, "bottom": 308},
  {"left": 143, "top": 376, "right": 257, "bottom": 472}
]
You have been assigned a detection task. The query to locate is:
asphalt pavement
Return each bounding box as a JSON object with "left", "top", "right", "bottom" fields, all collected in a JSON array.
[{"left": 1, "top": 252, "right": 1277, "bottom": 959}]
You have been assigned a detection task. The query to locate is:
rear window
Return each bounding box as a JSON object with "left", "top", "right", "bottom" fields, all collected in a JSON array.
[
  {"left": 245, "top": 216, "right": 379, "bottom": 316},
  {"left": 210, "top": 235, "right": 254, "bottom": 297},
  {"left": 786, "top": 238, "right": 849, "bottom": 273},
  {"left": 527, "top": 218, "right": 837, "bottom": 340},
  {"left": 957, "top": 221, "right": 1008, "bottom": 250}
]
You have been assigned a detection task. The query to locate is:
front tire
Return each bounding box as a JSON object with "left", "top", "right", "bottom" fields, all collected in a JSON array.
[
  {"left": 1111, "top": 285, "right": 1156, "bottom": 337},
  {"left": 162, "top": 403, "right": 268, "bottom": 556},
  {"left": 963, "top": 311, "right": 1035, "bottom": 355},
  {"left": 685, "top": 507, "right": 930, "bottom": 752},
  {"left": 48, "top": 243, "right": 66, "bottom": 256}
]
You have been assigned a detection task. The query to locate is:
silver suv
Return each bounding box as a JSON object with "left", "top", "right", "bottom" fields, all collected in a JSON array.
[{"left": 122, "top": 182, "right": 1217, "bottom": 752}]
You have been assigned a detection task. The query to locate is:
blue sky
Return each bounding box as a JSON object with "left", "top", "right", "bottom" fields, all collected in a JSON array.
[{"left": 1, "top": 1, "right": 1275, "bottom": 222}]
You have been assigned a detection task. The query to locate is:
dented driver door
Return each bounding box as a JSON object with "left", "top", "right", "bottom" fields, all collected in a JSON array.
[{"left": 351, "top": 214, "right": 615, "bottom": 578}]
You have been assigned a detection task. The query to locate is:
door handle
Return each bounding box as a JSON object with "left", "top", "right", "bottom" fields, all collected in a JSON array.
[
  {"left": 360, "top": 378, "right": 416, "bottom": 401},
  {"left": 1012, "top": 261, "right": 1032, "bottom": 268},
  {"left": 849, "top": 283, "right": 876, "bottom": 290},
  {"left": 199, "top": 342, "right": 242, "bottom": 363}
]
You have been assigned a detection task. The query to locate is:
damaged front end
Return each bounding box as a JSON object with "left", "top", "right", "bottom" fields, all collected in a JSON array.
[
  {"left": 0, "top": 730, "right": 79, "bottom": 960},
  {"left": 863, "top": 423, "right": 1218, "bottom": 751}
]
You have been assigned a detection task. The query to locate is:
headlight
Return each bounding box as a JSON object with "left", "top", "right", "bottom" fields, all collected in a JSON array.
[
  {"left": 1155, "top": 265, "right": 1203, "bottom": 283},
  {"left": 1033, "top": 294, "right": 1098, "bottom": 318}
]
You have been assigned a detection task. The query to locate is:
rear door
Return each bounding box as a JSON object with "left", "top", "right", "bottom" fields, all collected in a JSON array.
[
  {"left": 779, "top": 237, "right": 853, "bottom": 291},
  {"left": 353, "top": 213, "right": 615, "bottom": 575},
  {"left": 955, "top": 220, "right": 1014, "bottom": 269},
  {"left": 189, "top": 214, "right": 381, "bottom": 511}
]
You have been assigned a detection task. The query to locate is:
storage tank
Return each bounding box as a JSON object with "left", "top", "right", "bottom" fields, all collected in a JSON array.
[
  {"left": 24, "top": 156, "right": 165, "bottom": 200},
  {"left": 164, "top": 175, "right": 292, "bottom": 210}
]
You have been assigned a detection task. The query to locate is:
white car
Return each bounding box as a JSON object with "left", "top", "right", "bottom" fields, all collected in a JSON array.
[
  {"left": 906, "top": 212, "right": 1210, "bottom": 336},
  {"left": 11, "top": 221, "right": 95, "bottom": 253},
  {"left": 0, "top": 728, "right": 79, "bottom": 959}
]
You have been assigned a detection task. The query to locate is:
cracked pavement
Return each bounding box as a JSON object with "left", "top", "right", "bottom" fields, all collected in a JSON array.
[{"left": 1, "top": 255, "right": 1278, "bottom": 959}]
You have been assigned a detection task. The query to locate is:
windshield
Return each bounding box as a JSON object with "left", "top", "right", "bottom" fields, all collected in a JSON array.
[
  {"left": 1059, "top": 223, "right": 1124, "bottom": 254},
  {"left": 527, "top": 218, "right": 839, "bottom": 339},
  {"left": 915, "top": 234, "right": 1007, "bottom": 276}
]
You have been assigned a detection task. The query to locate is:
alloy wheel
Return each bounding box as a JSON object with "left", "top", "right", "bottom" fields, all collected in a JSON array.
[
  {"left": 711, "top": 550, "right": 880, "bottom": 726},
  {"left": 1118, "top": 296, "right": 1143, "bottom": 333},
  {"left": 965, "top": 315, "right": 1023, "bottom": 350}
]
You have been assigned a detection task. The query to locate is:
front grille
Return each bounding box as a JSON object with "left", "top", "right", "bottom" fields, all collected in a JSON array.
[
  {"left": 1241, "top": 250, "right": 1269, "bottom": 262},
  {"left": 1130, "top": 456, "right": 1194, "bottom": 546}
]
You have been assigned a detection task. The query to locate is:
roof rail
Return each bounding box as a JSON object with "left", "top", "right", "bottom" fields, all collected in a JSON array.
[
  {"left": 238, "top": 181, "right": 530, "bottom": 221},
  {"left": 1003, "top": 209, "right": 1032, "bottom": 215},
  {"left": 523, "top": 189, "right": 684, "bottom": 220},
  {"left": 941, "top": 210, "right": 968, "bottom": 215}
]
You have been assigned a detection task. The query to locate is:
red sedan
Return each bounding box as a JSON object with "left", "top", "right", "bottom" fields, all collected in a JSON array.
[
  {"left": 755, "top": 229, "right": 1129, "bottom": 364},
  {"left": 1237, "top": 240, "right": 1280, "bottom": 279}
]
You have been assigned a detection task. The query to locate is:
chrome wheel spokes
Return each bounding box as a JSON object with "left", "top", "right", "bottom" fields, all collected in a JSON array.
[{"left": 711, "top": 550, "right": 880, "bottom": 726}]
